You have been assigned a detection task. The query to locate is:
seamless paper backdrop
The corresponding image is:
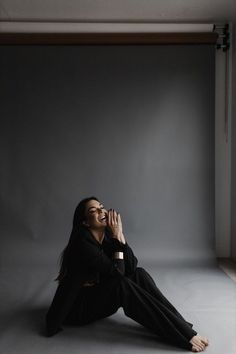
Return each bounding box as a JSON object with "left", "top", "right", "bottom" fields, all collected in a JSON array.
[{"left": 0, "top": 44, "right": 215, "bottom": 268}]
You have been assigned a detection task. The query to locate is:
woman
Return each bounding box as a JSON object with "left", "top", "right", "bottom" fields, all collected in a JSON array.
[{"left": 45, "top": 196, "right": 209, "bottom": 352}]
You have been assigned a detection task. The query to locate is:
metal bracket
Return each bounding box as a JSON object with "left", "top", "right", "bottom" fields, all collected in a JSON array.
[{"left": 214, "top": 23, "right": 230, "bottom": 52}]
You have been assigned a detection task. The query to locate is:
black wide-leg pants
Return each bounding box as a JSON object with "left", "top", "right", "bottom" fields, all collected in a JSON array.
[{"left": 64, "top": 267, "right": 197, "bottom": 351}]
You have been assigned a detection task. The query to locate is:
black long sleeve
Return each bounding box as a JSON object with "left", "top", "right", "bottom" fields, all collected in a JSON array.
[
  {"left": 46, "top": 233, "right": 125, "bottom": 337},
  {"left": 45, "top": 228, "right": 135, "bottom": 337},
  {"left": 105, "top": 237, "right": 138, "bottom": 276},
  {"left": 45, "top": 273, "right": 81, "bottom": 337},
  {"left": 77, "top": 234, "right": 126, "bottom": 276}
]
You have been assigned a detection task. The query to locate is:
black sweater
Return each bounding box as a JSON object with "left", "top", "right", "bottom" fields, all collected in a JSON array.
[{"left": 45, "top": 225, "right": 138, "bottom": 337}]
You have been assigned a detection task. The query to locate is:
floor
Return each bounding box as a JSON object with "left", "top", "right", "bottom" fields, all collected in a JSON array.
[{"left": 0, "top": 259, "right": 236, "bottom": 354}]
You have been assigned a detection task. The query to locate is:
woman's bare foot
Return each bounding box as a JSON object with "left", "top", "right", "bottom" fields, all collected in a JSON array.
[
  {"left": 198, "top": 335, "right": 209, "bottom": 346},
  {"left": 190, "top": 335, "right": 209, "bottom": 352}
]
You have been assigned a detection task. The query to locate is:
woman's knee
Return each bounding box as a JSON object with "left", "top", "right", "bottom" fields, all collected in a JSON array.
[
  {"left": 133, "top": 267, "right": 156, "bottom": 284},
  {"left": 125, "top": 266, "right": 148, "bottom": 281},
  {"left": 135, "top": 266, "right": 148, "bottom": 277}
]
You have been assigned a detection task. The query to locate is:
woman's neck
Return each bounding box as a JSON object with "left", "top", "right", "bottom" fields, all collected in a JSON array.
[{"left": 89, "top": 228, "right": 105, "bottom": 244}]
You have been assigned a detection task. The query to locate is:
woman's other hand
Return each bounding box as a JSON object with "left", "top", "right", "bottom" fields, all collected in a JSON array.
[{"left": 107, "top": 209, "right": 126, "bottom": 244}]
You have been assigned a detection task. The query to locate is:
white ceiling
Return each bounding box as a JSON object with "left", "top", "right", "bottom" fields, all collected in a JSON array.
[{"left": 0, "top": 0, "right": 235, "bottom": 23}]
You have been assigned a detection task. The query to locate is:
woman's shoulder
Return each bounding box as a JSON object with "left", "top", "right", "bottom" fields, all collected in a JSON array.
[{"left": 77, "top": 225, "right": 97, "bottom": 243}]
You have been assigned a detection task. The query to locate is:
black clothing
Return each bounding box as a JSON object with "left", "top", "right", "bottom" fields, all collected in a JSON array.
[
  {"left": 45, "top": 226, "right": 197, "bottom": 350},
  {"left": 45, "top": 225, "right": 136, "bottom": 336}
]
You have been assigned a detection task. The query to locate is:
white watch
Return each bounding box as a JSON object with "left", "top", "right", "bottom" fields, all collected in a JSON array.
[{"left": 113, "top": 251, "right": 124, "bottom": 259}]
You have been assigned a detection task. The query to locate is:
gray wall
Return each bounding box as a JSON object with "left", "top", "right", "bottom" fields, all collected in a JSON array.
[
  {"left": 231, "top": 25, "right": 236, "bottom": 260},
  {"left": 0, "top": 45, "right": 215, "bottom": 267},
  {"left": 232, "top": 66, "right": 236, "bottom": 260}
]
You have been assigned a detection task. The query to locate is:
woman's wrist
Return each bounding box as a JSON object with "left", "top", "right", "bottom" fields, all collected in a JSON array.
[{"left": 112, "top": 232, "right": 126, "bottom": 245}]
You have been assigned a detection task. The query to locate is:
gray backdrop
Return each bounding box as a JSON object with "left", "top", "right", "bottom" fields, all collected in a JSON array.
[
  {"left": 0, "top": 44, "right": 215, "bottom": 269},
  {"left": 3, "top": 44, "right": 234, "bottom": 354}
]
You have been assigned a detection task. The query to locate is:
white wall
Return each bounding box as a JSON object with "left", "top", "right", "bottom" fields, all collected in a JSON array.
[{"left": 0, "top": 0, "right": 235, "bottom": 22}]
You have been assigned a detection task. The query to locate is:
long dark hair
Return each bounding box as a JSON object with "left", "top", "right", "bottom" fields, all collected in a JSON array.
[{"left": 54, "top": 196, "right": 100, "bottom": 283}]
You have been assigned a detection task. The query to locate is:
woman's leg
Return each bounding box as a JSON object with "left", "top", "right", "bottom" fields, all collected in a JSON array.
[
  {"left": 127, "top": 267, "right": 195, "bottom": 329},
  {"left": 65, "top": 272, "right": 196, "bottom": 350},
  {"left": 63, "top": 274, "right": 122, "bottom": 326},
  {"left": 119, "top": 274, "right": 196, "bottom": 350}
]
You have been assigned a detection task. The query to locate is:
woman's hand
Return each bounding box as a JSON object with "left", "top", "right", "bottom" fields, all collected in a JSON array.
[{"left": 107, "top": 209, "right": 126, "bottom": 244}]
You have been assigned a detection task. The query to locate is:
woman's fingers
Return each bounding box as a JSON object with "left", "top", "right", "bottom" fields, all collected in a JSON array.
[
  {"left": 106, "top": 209, "right": 124, "bottom": 240},
  {"left": 118, "top": 213, "right": 122, "bottom": 225},
  {"left": 107, "top": 209, "right": 115, "bottom": 225},
  {"left": 111, "top": 209, "right": 117, "bottom": 225},
  {"left": 108, "top": 209, "right": 118, "bottom": 225},
  {"left": 115, "top": 210, "right": 119, "bottom": 224},
  {"left": 111, "top": 210, "right": 114, "bottom": 225},
  {"left": 107, "top": 209, "right": 121, "bottom": 228}
]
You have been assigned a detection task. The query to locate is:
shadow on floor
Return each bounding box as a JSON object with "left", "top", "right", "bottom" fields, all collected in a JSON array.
[{"left": 25, "top": 306, "right": 185, "bottom": 352}]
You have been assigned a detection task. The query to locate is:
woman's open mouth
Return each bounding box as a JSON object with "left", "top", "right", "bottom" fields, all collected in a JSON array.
[{"left": 99, "top": 216, "right": 107, "bottom": 223}]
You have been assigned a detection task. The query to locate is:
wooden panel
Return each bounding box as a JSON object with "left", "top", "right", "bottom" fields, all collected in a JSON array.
[{"left": 0, "top": 32, "right": 218, "bottom": 45}]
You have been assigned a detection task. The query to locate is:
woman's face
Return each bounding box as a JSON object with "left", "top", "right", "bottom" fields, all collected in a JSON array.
[{"left": 83, "top": 199, "right": 108, "bottom": 229}]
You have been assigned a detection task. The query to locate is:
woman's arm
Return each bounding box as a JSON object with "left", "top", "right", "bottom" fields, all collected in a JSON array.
[
  {"left": 77, "top": 235, "right": 125, "bottom": 276},
  {"left": 106, "top": 210, "right": 138, "bottom": 276},
  {"left": 46, "top": 234, "right": 125, "bottom": 337},
  {"left": 109, "top": 237, "right": 138, "bottom": 276},
  {"left": 45, "top": 274, "right": 82, "bottom": 337}
]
